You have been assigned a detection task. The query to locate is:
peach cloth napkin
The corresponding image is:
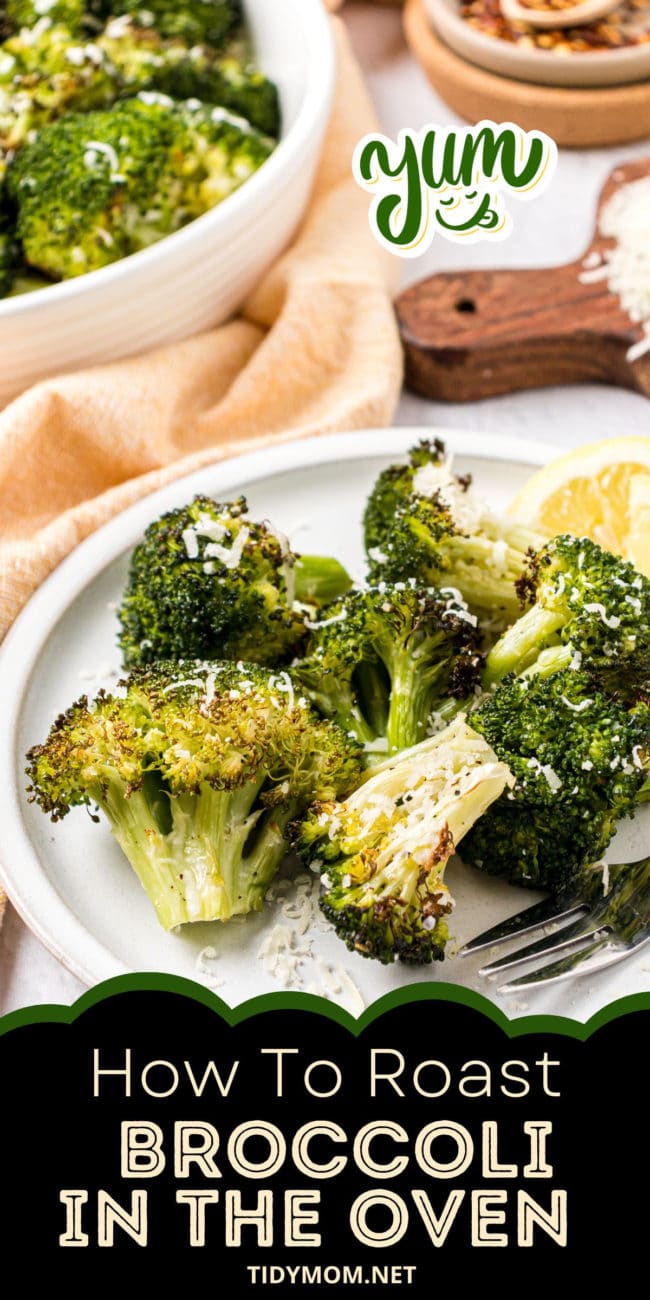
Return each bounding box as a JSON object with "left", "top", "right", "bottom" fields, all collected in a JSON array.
[
  {"left": 0, "top": 15, "right": 403, "bottom": 920},
  {"left": 327, "top": 1, "right": 403, "bottom": 8}
]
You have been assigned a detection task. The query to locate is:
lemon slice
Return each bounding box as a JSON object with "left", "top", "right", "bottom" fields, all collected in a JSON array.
[
  {"left": 508, "top": 437, "right": 650, "bottom": 576},
  {"left": 627, "top": 472, "right": 650, "bottom": 576}
]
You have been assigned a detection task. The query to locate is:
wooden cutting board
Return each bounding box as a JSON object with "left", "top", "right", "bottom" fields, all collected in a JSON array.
[{"left": 397, "top": 158, "right": 650, "bottom": 403}]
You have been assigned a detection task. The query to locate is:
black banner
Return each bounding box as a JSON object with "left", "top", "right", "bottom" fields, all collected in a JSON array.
[{"left": 1, "top": 978, "right": 647, "bottom": 1279}]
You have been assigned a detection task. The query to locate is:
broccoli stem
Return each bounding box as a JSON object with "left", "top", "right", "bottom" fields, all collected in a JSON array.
[
  {"left": 439, "top": 767, "right": 511, "bottom": 847},
  {"left": 521, "top": 644, "right": 574, "bottom": 681},
  {"left": 422, "top": 694, "right": 471, "bottom": 734},
  {"left": 484, "top": 607, "right": 566, "bottom": 686},
  {"left": 294, "top": 556, "right": 352, "bottom": 607},
  {"left": 354, "top": 660, "right": 389, "bottom": 741},
  {"left": 407, "top": 522, "right": 525, "bottom": 619},
  {"left": 442, "top": 549, "right": 521, "bottom": 617},
  {"left": 99, "top": 773, "right": 289, "bottom": 929},
  {"left": 384, "top": 652, "right": 448, "bottom": 753},
  {"left": 318, "top": 725, "right": 514, "bottom": 964}
]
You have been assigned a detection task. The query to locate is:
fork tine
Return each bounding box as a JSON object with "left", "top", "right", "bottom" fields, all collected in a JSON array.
[
  {"left": 477, "top": 914, "right": 607, "bottom": 976},
  {"left": 497, "top": 934, "right": 630, "bottom": 993},
  {"left": 458, "top": 895, "right": 584, "bottom": 957},
  {"left": 466, "top": 856, "right": 650, "bottom": 992}
]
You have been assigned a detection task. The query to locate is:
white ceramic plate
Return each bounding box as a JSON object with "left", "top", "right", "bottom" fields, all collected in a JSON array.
[
  {"left": 1, "top": 429, "right": 648, "bottom": 1022},
  {"left": 425, "top": 0, "right": 650, "bottom": 87}
]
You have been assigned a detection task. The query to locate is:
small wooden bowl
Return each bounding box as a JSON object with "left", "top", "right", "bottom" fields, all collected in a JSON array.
[
  {"left": 404, "top": 0, "right": 650, "bottom": 147},
  {"left": 425, "top": 0, "right": 650, "bottom": 87}
]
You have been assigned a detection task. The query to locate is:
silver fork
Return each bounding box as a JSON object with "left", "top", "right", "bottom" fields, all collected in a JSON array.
[{"left": 458, "top": 856, "right": 650, "bottom": 994}]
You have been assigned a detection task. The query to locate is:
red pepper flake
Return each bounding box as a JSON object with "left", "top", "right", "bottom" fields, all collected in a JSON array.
[{"left": 459, "top": 0, "right": 650, "bottom": 51}]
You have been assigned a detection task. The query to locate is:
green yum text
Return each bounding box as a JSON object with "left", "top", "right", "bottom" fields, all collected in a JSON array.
[{"left": 353, "top": 121, "right": 557, "bottom": 256}]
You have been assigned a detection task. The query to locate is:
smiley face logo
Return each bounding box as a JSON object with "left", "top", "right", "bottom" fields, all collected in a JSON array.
[{"left": 434, "top": 191, "right": 502, "bottom": 234}]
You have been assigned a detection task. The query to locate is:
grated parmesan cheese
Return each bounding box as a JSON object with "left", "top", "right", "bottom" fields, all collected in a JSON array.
[
  {"left": 583, "top": 602, "right": 621, "bottom": 630},
  {"left": 527, "top": 757, "right": 562, "bottom": 792},
  {"left": 194, "top": 513, "right": 228, "bottom": 542},
  {"left": 65, "top": 46, "right": 88, "bottom": 66},
  {"left": 258, "top": 874, "right": 365, "bottom": 1012},
  {"left": 138, "top": 90, "right": 174, "bottom": 109},
  {"left": 306, "top": 607, "right": 348, "bottom": 631},
  {"left": 273, "top": 671, "right": 295, "bottom": 712},
  {"left": 105, "top": 14, "right": 133, "bottom": 37},
  {"left": 336, "top": 967, "right": 365, "bottom": 1017},
  {"left": 204, "top": 525, "right": 250, "bottom": 571},
  {"left": 412, "top": 459, "right": 491, "bottom": 534},
  {"left": 196, "top": 945, "right": 225, "bottom": 989},
  {"left": 182, "top": 527, "right": 199, "bottom": 559},
  {"left": 363, "top": 737, "right": 389, "bottom": 754},
  {"left": 561, "top": 696, "right": 593, "bottom": 713},
  {"left": 579, "top": 176, "right": 650, "bottom": 363},
  {"left": 83, "top": 140, "right": 120, "bottom": 180}
]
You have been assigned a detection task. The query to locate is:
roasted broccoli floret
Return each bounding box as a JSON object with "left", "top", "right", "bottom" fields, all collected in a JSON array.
[
  {"left": 484, "top": 534, "right": 650, "bottom": 688},
  {"left": 0, "top": 8, "right": 278, "bottom": 165},
  {"left": 98, "top": 18, "right": 280, "bottom": 135},
  {"left": 293, "top": 582, "right": 483, "bottom": 756},
  {"left": 462, "top": 668, "right": 650, "bottom": 894},
  {"left": 26, "top": 660, "right": 362, "bottom": 930},
  {"left": 119, "top": 495, "right": 308, "bottom": 669},
  {"left": 118, "top": 495, "right": 351, "bottom": 670},
  {"left": 153, "top": 50, "right": 280, "bottom": 136},
  {"left": 91, "top": 0, "right": 242, "bottom": 50},
  {"left": 5, "top": 1, "right": 87, "bottom": 31},
  {"left": 6, "top": 92, "right": 273, "bottom": 279},
  {"left": 364, "top": 440, "right": 545, "bottom": 626},
  {"left": 0, "top": 20, "right": 118, "bottom": 162},
  {"left": 296, "top": 715, "right": 513, "bottom": 964}
]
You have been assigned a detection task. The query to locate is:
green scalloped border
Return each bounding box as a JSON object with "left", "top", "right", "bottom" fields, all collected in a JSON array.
[{"left": 2, "top": 975, "right": 649, "bottom": 1039}]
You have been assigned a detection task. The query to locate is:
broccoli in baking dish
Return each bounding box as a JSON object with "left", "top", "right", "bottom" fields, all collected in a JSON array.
[
  {"left": 0, "top": 6, "right": 277, "bottom": 162},
  {"left": 0, "top": 20, "right": 119, "bottom": 162},
  {"left": 98, "top": 17, "right": 280, "bottom": 135},
  {"left": 6, "top": 93, "right": 274, "bottom": 278},
  {"left": 88, "top": 0, "right": 242, "bottom": 50},
  {"left": 0, "top": 0, "right": 279, "bottom": 295},
  {"left": 4, "top": 1, "right": 88, "bottom": 31}
]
